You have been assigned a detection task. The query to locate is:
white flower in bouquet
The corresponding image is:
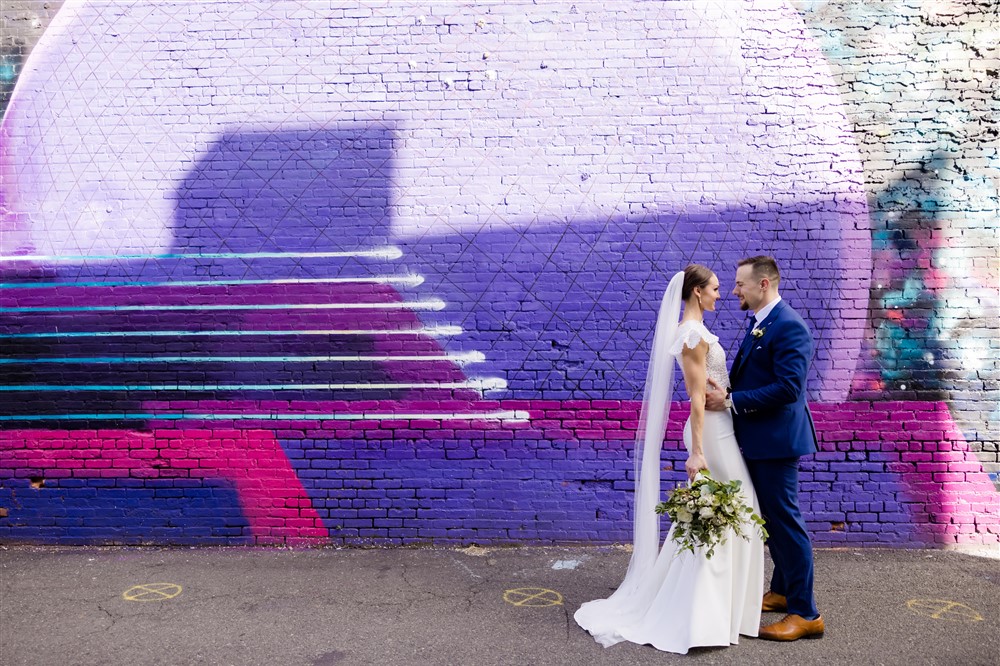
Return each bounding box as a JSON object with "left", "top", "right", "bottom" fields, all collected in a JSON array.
[{"left": 654, "top": 470, "right": 768, "bottom": 559}]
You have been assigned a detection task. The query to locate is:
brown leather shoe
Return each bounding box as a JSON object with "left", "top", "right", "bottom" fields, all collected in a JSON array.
[
  {"left": 758, "top": 614, "right": 825, "bottom": 641},
  {"left": 762, "top": 591, "right": 787, "bottom": 612}
]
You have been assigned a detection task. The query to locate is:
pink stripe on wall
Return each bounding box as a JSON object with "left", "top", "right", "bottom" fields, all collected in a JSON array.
[{"left": 0, "top": 400, "right": 996, "bottom": 546}]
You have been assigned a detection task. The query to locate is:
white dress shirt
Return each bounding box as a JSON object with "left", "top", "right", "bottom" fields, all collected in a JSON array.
[{"left": 753, "top": 295, "right": 782, "bottom": 327}]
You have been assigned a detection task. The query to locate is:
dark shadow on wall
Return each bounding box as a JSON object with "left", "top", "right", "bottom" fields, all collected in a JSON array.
[
  {"left": 399, "top": 202, "right": 855, "bottom": 400},
  {"left": 0, "top": 125, "right": 464, "bottom": 425},
  {"left": 0, "top": 125, "right": 863, "bottom": 425},
  {"left": 166, "top": 126, "right": 396, "bottom": 273}
]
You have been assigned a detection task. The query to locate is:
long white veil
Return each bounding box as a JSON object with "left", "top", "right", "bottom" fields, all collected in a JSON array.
[{"left": 608, "top": 270, "right": 685, "bottom": 598}]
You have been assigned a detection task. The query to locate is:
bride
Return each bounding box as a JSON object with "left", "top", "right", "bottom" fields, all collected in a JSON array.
[{"left": 574, "top": 264, "right": 764, "bottom": 654}]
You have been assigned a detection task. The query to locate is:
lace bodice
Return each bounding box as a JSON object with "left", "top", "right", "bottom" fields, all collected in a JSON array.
[{"left": 670, "top": 320, "right": 730, "bottom": 392}]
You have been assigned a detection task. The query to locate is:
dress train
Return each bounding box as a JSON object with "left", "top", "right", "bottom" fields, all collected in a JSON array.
[{"left": 574, "top": 411, "right": 764, "bottom": 654}]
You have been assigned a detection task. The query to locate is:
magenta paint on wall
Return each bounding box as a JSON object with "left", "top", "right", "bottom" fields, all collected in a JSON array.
[{"left": 2, "top": 401, "right": 996, "bottom": 546}]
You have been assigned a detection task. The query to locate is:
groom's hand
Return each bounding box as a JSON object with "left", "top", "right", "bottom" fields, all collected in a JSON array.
[{"left": 705, "top": 378, "right": 728, "bottom": 412}]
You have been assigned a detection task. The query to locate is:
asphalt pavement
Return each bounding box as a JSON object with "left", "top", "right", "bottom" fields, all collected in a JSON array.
[{"left": 1, "top": 543, "right": 997, "bottom": 666}]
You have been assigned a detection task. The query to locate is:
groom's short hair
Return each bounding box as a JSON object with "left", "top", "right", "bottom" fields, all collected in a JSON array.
[{"left": 738, "top": 255, "right": 781, "bottom": 286}]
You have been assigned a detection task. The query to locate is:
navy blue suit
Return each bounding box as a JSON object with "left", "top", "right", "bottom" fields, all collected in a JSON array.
[{"left": 730, "top": 299, "right": 819, "bottom": 620}]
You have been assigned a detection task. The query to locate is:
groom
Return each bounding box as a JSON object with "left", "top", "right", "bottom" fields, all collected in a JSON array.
[{"left": 706, "top": 256, "right": 824, "bottom": 641}]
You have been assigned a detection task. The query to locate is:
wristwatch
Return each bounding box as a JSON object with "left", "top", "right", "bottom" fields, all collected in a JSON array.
[{"left": 723, "top": 389, "right": 733, "bottom": 411}]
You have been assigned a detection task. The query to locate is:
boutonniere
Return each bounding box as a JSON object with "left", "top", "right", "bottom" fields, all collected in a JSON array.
[{"left": 751, "top": 326, "right": 766, "bottom": 338}]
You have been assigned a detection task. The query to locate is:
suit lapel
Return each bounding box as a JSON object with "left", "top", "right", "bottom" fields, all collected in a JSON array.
[{"left": 731, "top": 300, "right": 786, "bottom": 380}]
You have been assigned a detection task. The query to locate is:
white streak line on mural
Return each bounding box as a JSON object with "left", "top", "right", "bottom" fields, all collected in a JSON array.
[
  {"left": 0, "top": 378, "right": 508, "bottom": 392},
  {"left": 0, "top": 326, "right": 465, "bottom": 339},
  {"left": 0, "top": 410, "right": 532, "bottom": 422},
  {"left": 0, "top": 248, "right": 404, "bottom": 261},
  {"left": 0, "top": 276, "right": 425, "bottom": 289},
  {"left": 0, "top": 352, "right": 487, "bottom": 365},
  {"left": 0, "top": 299, "right": 448, "bottom": 313}
]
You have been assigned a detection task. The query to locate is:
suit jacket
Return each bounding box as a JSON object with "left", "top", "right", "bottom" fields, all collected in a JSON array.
[{"left": 729, "top": 299, "right": 818, "bottom": 460}]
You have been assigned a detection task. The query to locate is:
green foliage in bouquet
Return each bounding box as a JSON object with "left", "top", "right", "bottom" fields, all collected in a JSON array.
[{"left": 654, "top": 471, "right": 768, "bottom": 559}]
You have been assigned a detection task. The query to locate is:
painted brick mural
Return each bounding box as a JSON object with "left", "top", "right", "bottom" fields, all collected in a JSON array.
[{"left": 0, "top": 0, "right": 997, "bottom": 548}]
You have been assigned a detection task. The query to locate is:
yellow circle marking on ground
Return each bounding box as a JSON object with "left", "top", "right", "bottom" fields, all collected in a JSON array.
[
  {"left": 503, "top": 587, "right": 563, "bottom": 607},
  {"left": 906, "top": 599, "right": 983, "bottom": 622},
  {"left": 123, "top": 583, "right": 183, "bottom": 602}
]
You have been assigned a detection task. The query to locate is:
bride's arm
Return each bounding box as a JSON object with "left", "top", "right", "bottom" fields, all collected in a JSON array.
[{"left": 680, "top": 339, "right": 710, "bottom": 481}]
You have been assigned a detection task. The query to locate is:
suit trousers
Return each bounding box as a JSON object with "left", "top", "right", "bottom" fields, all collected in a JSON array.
[{"left": 745, "top": 457, "right": 819, "bottom": 620}]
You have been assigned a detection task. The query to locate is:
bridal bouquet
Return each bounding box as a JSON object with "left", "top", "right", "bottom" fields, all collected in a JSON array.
[{"left": 654, "top": 471, "right": 768, "bottom": 559}]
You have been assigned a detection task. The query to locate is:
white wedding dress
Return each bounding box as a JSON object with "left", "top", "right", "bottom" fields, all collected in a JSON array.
[{"left": 574, "top": 319, "right": 764, "bottom": 654}]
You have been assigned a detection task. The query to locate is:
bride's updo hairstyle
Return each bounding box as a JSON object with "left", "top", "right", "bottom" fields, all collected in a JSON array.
[{"left": 681, "top": 263, "right": 714, "bottom": 300}]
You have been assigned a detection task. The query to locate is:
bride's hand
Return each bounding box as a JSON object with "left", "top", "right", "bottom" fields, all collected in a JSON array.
[{"left": 685, "top": 453, "right": 708, "bottom": 481}]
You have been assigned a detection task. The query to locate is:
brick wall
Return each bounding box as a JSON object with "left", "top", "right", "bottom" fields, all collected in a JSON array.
[
  {"left": 0, "top": 0, "right": 996, "bottom": 547},
  {"left": 797, "top": 0, "right": 1000, "bottom": 485}
]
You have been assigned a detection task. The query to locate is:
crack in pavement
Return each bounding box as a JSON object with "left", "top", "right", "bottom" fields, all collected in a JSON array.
[{"left": 96, "top": 603, "right": 118, "bottom": 631}]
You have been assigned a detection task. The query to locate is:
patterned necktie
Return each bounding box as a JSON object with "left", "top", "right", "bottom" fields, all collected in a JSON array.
[
  {"left": 733, "top": 316, "right": 756, "bottom": 375},
  {"left": 740, "top": 316, "right": 758, "bottom": 348}
]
